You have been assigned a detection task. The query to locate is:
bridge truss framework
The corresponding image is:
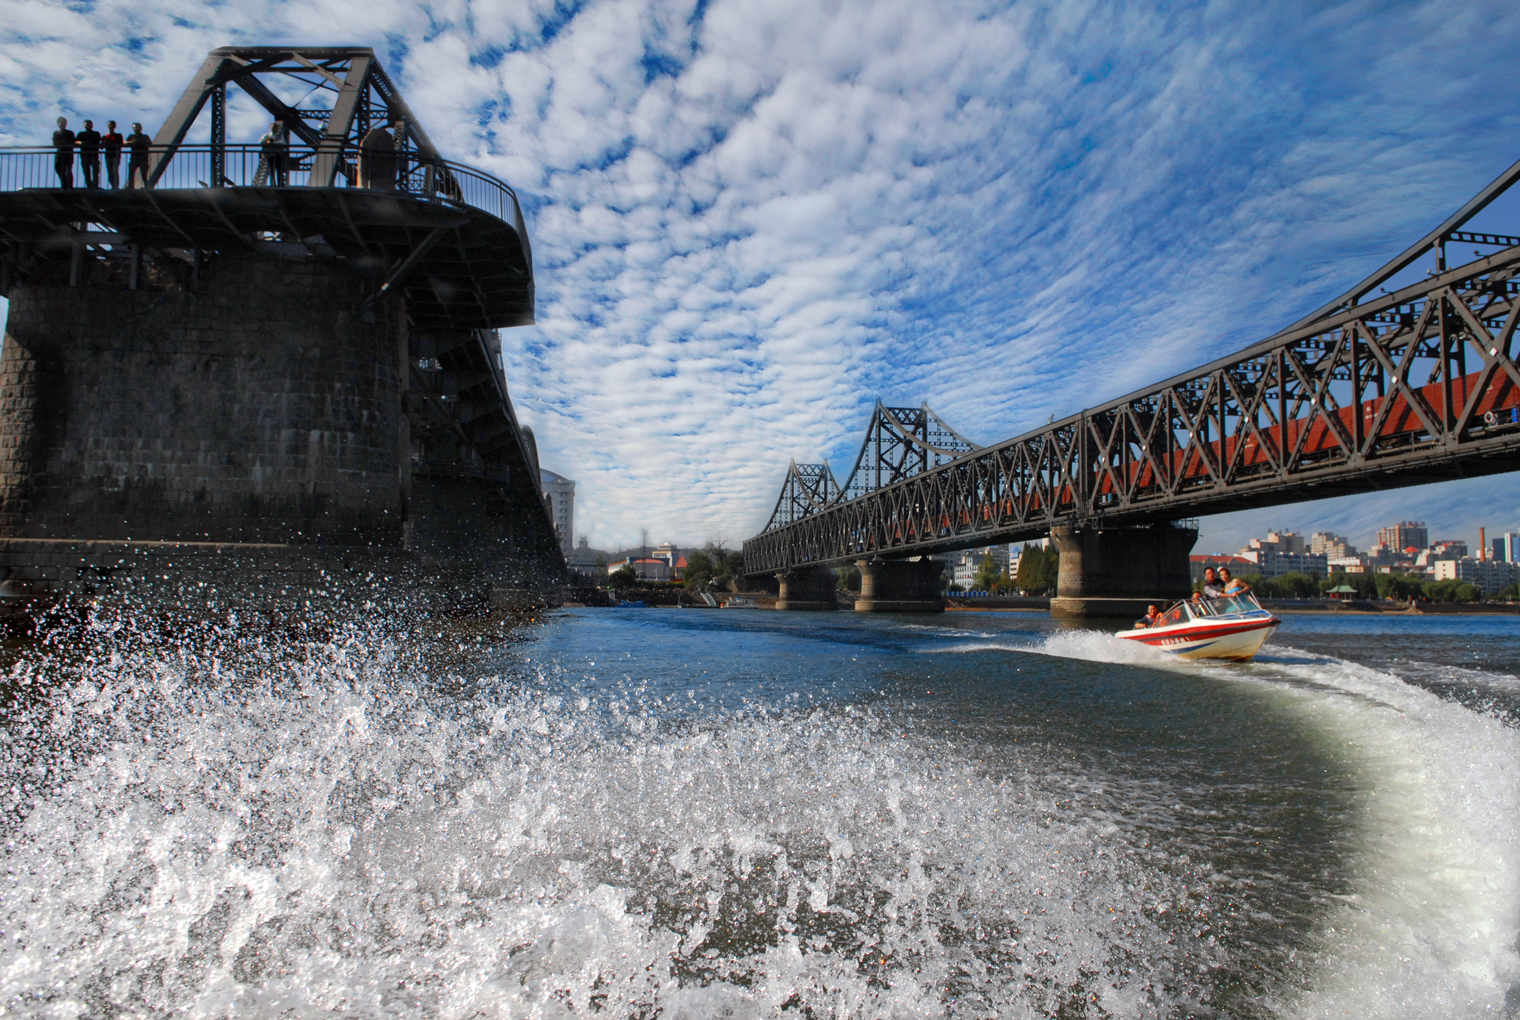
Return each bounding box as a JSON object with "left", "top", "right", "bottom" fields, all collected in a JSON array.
[{"left": 745, "top": 160, "right": 1520, "bottom": 576}]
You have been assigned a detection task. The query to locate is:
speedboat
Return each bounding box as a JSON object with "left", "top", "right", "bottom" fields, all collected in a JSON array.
[{"left": 1117, "top": 593, "right": 1280, "bottom": 661}]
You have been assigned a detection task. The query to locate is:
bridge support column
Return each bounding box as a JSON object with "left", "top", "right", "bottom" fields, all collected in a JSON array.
[
  {"left": 855, "top": 557, "right": 944, "bottom": 613},
  {"left": 1048, "top": 523, "right": 1197, "bottom": 620},
  {"left": 774, "top": 566, "right": 838, "bottom": 610}
]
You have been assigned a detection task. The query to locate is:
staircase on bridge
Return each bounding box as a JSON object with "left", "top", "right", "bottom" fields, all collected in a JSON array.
[
  {"left": 0, "top": 47, "right": 564, "bottom": 617},
  {"left": 746, "top": 158, "right": 1520, "bottom": 618}
]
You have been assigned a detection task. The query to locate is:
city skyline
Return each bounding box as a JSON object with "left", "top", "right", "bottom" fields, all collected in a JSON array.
[{"left": 3, "top": 1, "right": 1520, "bottom": 552}]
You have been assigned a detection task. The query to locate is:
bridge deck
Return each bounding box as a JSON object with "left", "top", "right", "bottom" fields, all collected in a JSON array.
[{"left": 0, "top": 185, "right": 531, "bottom": 330}]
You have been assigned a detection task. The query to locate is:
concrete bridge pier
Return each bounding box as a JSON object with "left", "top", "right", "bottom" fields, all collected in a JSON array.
[
  {"left": 855, "top": 557, "right": 944, "bottom": 613},
  {"left": 1048, "top": 523, "right": 1197, "bottom": 620},
  {"left": 774, "top": 566, "right": 838, "bottom": 610}
]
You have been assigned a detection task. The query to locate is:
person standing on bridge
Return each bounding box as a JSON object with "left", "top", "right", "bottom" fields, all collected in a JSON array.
[
  {"left": 358, "top": 119, "right": 398, "bottom": 191},
  {"left": 125, "top": 123, "right": 152, "bottom": 189},
  {"left": 102, "top": 121, "right": 123, "bottom": 189},
  {"left": 51, "top": 117, "right": 75, "bottom": 189},
  {"left": 76, "top": 119, "right": 101, "bottom": 189},
  {"left": 259, "top": 120, "right": 289, "bottom": 186}
]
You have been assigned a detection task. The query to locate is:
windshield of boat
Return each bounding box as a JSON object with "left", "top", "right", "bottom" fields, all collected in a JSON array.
[
  {"left": 1196, "top": 593, "right": 1260, "bottom": 616},
  {"left": 1160, "top": 602, "right": 1190, "bottom": 626}
]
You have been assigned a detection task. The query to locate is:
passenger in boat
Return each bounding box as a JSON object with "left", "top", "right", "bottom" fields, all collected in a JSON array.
[
  {"left": 1194, "top": 566, "right": 1224, "bottom": 601},
  {"left": 1219, "top": 568, "right": 1250, "bottom": 595},
  {"left": 1134, "top": 604, "right": 1162, "bottom": 629}
]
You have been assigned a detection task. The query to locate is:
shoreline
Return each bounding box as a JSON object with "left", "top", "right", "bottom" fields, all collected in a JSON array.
[{"left": 941, "top": 596, "right": 1520, "bottom": 616}]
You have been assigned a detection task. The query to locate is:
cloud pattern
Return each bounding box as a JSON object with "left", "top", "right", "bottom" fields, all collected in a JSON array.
[{"left": 2, "top": 0, "right": 1519, "bottom": 554}]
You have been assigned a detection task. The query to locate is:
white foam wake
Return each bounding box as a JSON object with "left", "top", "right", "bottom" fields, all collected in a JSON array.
[
  {"left": 0, "top": 630, "right": 1214, "bottom": 1019},
  {"left": 1020, "top": 628, "right": 1520, "bottom": 1018}
]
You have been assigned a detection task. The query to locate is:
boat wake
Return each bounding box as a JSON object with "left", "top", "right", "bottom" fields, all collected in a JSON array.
[
  {"left": 0, "top": 623, "right": 1248, "bottom": 1019},
  {"left": 1015, "top": 628, "right": 1520, "bottom": 1018}
]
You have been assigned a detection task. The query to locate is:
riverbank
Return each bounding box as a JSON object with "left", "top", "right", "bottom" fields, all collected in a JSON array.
[{"left": 942, "top": 595, "right": 1520, "bottom": 615}]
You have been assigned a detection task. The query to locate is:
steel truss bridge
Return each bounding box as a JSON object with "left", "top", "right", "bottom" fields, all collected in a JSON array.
[{"left": 744, "top": 158, "right": 1520, "bottom": 576}]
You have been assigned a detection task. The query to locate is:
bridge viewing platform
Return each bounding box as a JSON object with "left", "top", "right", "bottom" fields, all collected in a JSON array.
[
  {"left": 745, "top": 156, "right": 1520, "bottom": 618},
  {"left": 0, "top": 47, "right": 564, "bottom": 620}
]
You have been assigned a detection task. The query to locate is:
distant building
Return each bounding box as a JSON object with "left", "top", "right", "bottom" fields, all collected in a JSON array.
[
  {"left": 1494, "top": 532, "right": 1520, "bottom": 563},
  {"left": 1236, "top": 549, "right": 1328, "bottom": 578},
  {"left": 567, "top": 536, "right": 610, "bottom": 580},
  {"left": 1311, "top": 532, "right": 1358, "bottom": 558},
  {"left": 1378, "top": 521, "right": 1428, "bottom": 555},
  {"left": 1243, "top": 531, "right": 1306, "bottom": 556},
  {"left": 1237, "top": 531, "right": 1324, "bottom": 577},
  {"left": 1430, "top": 539, "right": 1468, "bottom": 560},
  {"left": 1433, "top": 557, "right": 1520, "bottom": 595},
  {"left": 651, "top": 543, "right": 680, "bottom": 568},
  {"left": 951, "top": 546, "right": 1009, "bottom": 589},
  {"left": 540, "top": 470, "right": 575, "bottom": 557},
  {"left": 617, "top": 557, "right": 672, "bottom": 582},
  {"left": 1327, "top": 556, "right": 1368, "bottom": 574}
]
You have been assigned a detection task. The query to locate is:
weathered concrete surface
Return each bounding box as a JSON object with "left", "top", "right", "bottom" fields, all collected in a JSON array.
[
  {"left": 0, "top": 252, "right": 564, "bottom": 623},
  {"left": 774, "top": 565, "right": 837, "bottom": 611},
  {"left": 0, "top": 256, "right": 407, "bottom": 545},
  {"left": 855, "top": 557, "right": 943, "bottom": 613},
  {"left": 1048, "top": 523, "right": 1197, "bottom": 620}
]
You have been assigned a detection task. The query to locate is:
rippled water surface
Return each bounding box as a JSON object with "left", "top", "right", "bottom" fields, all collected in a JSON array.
[{"left": 0, "top": 606, "right": 1517, "bottom": 1018}]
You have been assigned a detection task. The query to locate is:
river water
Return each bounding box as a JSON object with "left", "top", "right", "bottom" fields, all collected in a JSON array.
[{"left": 0, "top": 606, "right": 1517, "bottom": 1018}]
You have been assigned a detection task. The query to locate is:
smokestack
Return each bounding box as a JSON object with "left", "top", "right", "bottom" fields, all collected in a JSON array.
[{"left": 1481, "top": 526, "right": 1487, "bottom": 560}]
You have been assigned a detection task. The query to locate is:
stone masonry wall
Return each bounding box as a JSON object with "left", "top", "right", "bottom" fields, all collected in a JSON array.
[{"left": 0, "top": 254, "right": 406, "bottom": 545}]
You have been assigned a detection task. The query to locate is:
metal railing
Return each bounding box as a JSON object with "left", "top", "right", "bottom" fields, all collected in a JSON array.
[{"left": 0, "top": 143, "right": 523, "bottom": 227}]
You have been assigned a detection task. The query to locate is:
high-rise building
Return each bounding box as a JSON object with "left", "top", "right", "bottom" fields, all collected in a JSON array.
[
  {"left": 1311, "top": 532, "right": 1357, "bottom": 558},
  {"left": 1377, "top": 521, "right": 1427, "bottom": 554},
  {"left": 540, "top": 470, "right": 576, "bottom": 557},
  {"left": 1494, "top": 532, "right": 1520, "bottom": 563}
]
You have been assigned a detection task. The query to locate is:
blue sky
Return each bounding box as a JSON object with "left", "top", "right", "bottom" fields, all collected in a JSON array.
[{"left": 2, "top": 0, "right": 1519, "bottom": 555}]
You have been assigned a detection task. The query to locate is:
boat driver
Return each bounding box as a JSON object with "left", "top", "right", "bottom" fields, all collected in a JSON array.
[
  {"left": 1195, "top": 566, "right": 1224, "bottom": 600},
  {"left": 1135, "top": 603, "right": 1162, "bottom": 629}
]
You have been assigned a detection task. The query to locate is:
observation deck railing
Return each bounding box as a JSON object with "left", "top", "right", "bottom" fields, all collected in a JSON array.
[{"left": 0, "top": 144, "right": 523, "bottom": 228}]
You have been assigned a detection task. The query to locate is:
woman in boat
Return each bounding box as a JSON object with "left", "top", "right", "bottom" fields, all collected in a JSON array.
[{"left": 1219, "top": 568, "right": 1251, "bottom": 596}]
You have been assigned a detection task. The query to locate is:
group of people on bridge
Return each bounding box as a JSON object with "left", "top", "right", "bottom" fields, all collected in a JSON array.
[
  {"left": 49, "top": 115, "right": 410, "bottom": 192},
  {"left": 50, "top": 117, "right": 151, "bottom": 190},
  {"left": 1137, "top": 566, "right": 1251, "bottom": 629}
]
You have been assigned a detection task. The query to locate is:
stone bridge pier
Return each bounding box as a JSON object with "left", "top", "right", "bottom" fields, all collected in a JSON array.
[
  {"left": 1048, "top": 523, "right": 1197, "bottom": 620},
  {"left": 855, "top": 557, "right": 943, "bottom": 613},
  {"left": 774, "top": 566, "right": 837, "bottom": 611}
]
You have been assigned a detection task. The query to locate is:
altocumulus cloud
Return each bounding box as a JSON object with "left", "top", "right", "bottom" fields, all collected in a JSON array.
[{"left": 2, "top": 0, "right": 1520, "bottom": 552}]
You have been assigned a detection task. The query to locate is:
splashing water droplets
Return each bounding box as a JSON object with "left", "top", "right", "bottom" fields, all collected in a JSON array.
[{"left": 0, "top": 621, "right": 1217, "bottom": 1019}]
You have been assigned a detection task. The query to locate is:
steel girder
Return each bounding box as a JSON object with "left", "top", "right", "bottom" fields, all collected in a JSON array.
[
  {"left": 148, "top": 47, "right": 445, "bottom": 188},
  {"left": 837, "top": 402, "right": 982, "bottom": 500},
  {"left": 744, "top": 246, "right": 1520, "bottom": 575}
]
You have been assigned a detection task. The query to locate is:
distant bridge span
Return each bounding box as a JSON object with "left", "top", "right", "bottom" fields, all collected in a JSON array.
[{"left": 744, "top": 157, "right": 1520, "bottom": 597}]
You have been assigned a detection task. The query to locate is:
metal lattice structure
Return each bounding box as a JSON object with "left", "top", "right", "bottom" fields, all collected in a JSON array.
[
  {"left": 837, "top": 403, "right": 982, "bottom": 500},
  {"left": 761, "top": 403, "right": 980, "bottom": 531},
  {"left": 764, "top": 462, "right": 843, "bottom": 530},
  {"left": 148, "top": 46, "right": 446, "bottom": 189},
  {"left": 745, "top": 157, "right": 1520, "bottom": 575}
]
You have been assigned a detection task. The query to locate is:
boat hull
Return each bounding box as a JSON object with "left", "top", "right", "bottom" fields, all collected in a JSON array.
[{"left": 1119, "top": 617, "right": 1279, "bottom": 661}]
